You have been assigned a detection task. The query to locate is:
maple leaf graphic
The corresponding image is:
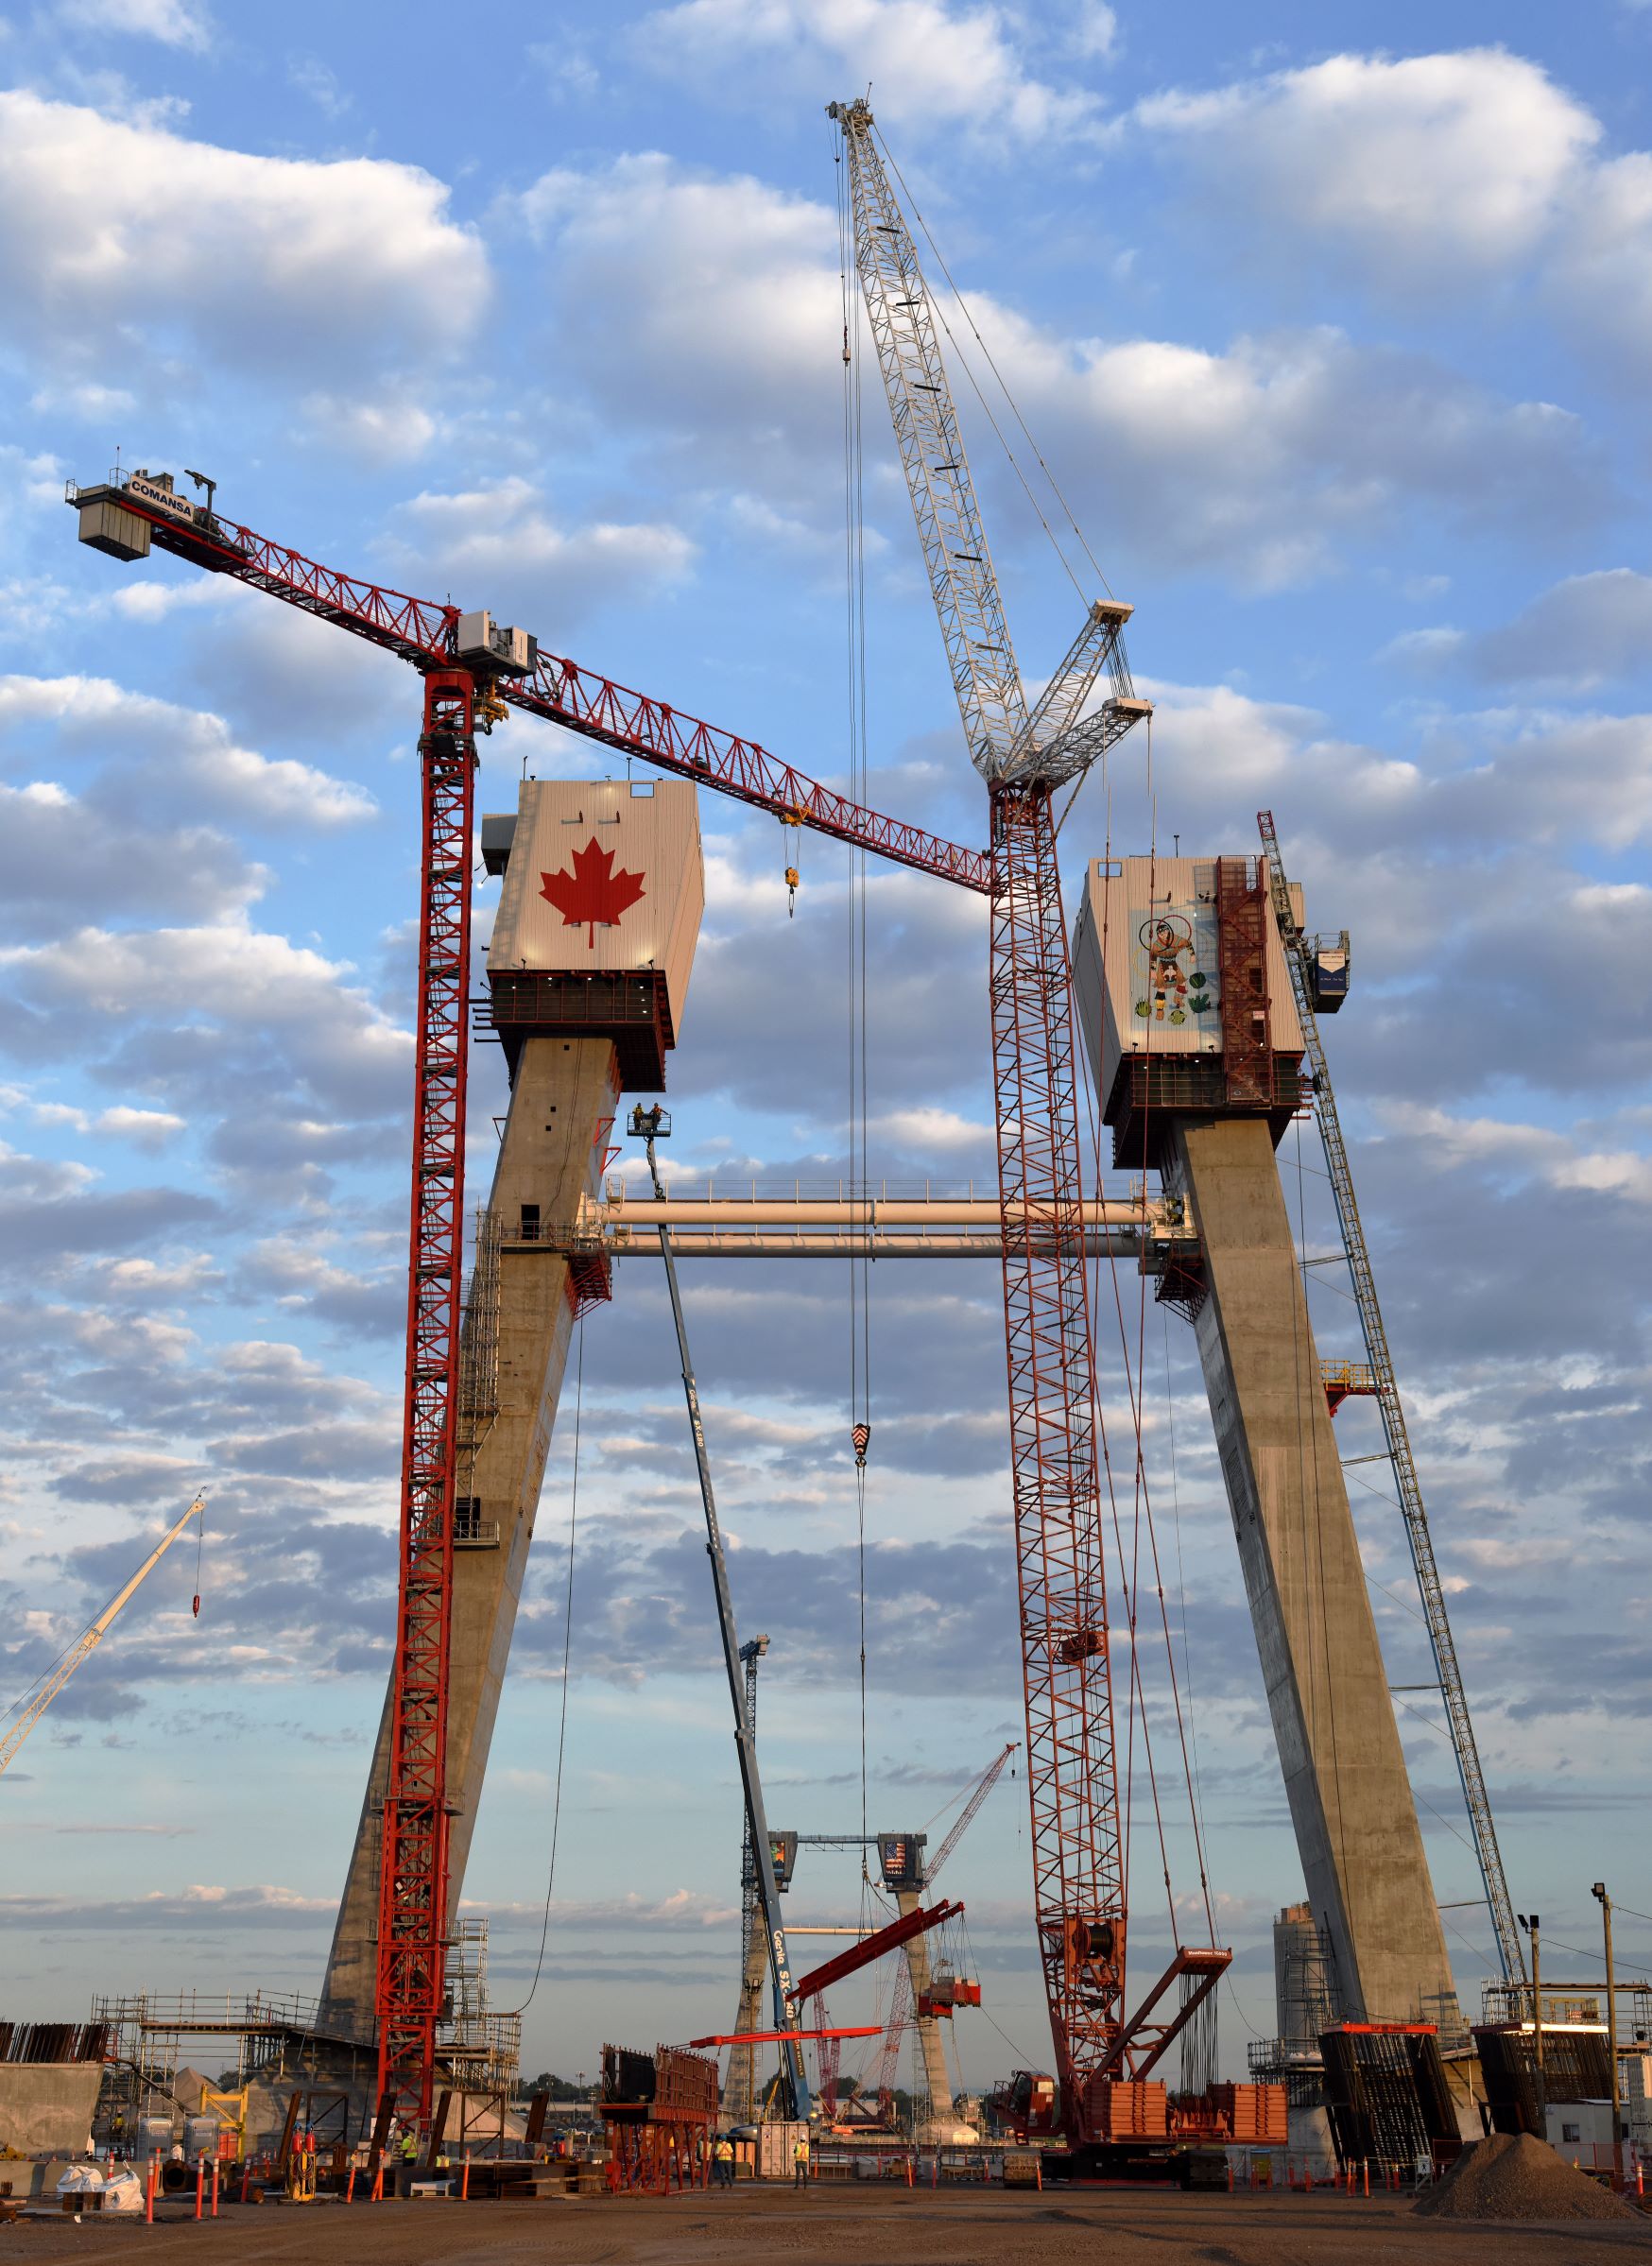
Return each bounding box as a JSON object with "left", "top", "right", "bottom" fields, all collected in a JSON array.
[{"left": 540, "top": 836, "right": 646, "bottom": 948}]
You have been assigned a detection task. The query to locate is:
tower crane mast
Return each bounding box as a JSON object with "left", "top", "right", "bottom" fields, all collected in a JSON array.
[{"left": 831, "top": 97, "right": 1226, "bottom": 2137}]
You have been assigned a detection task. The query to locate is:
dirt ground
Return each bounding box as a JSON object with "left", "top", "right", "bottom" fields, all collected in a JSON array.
[{"left": 5, "top": 2184, "right": 1652, "bottom": 2265}]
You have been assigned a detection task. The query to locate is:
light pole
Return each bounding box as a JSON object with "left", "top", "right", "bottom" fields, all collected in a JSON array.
[
  {"left": 1592, "top": 1883, "right": 1622, "bottom": 2189},
  {"left": 1518, "top": 1914, "right": 1544, "bottom": 2134}
]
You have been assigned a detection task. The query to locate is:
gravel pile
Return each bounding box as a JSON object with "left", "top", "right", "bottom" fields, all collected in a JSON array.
[{"left": 1415, "top": 2132, "right": 1641, "bottom": 2222}]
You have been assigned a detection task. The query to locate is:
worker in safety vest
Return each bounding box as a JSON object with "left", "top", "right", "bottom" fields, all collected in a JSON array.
[
  {"left": 792, "top": 2134, "right": 809, "bottom": 2189},
  {"left": 714, "top": 2136, "right": 734, "bottom": 2189}
]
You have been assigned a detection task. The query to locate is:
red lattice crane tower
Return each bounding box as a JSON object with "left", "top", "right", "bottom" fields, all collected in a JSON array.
[
  {"left": 64, "top": 468, "right": 991, "bottom": 2123},
  {"left": 831, "top": 98, "right": 1230, "bottom": 2134}
]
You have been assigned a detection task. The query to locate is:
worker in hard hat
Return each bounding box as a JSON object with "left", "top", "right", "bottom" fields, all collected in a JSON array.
[
  {"left": 714, "top": 2134, "right": 734, "bottom": 2188},
  {"left": 792, "top": 2132, "right": 809, "bottom": 2189}
]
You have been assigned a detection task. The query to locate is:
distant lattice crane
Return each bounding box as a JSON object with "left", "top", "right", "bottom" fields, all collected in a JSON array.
[
  {"left": 871, "top": 1742, "right": 1016, "bottom": 2126},
  {"left": 0, "top": 1494, "right": 204, "bottom": 1777},
  {"left": 1257, "top": 810, "right": 1523, "bottom": 1987}
]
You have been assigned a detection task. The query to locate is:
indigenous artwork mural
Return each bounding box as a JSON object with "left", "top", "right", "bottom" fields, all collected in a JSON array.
[{"left": 1131, "top": 896, "right": 1220, "bottom": 1034}]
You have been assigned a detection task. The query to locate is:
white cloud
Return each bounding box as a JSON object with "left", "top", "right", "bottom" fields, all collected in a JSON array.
[
  {"left": 0, "top": 776, "right": 258, "bottom": 936},
  {"left": 96, "top": 1106, "right": 187, "bottom": 1147},
  {"left": 514, "top": 156, "right": 1604, "bottom": 586},
  {"left": 287, "top": 54, "right": 350, "bottom": 116},
  {"left": 388, "top": 477, "right": 697, "bottom": 622},
  {"left": 0, "top": 1093, "right": 184, "bottom": 1148},
  {"left": 27, "top": 379, "right": 136, "bottom": 420},
  {"left": 57, "top": 0, "right": 212, "bottom": 48},
  {"left": 1073, "top": 2, "right": 1117, "bottom": 61},
  {"left": 0, "top": 674, "right": 377, "bottom": 830},
  {"left": 0, "top": 917, "right": 413, "bottom": 1130},
  {"left": 1398, "top": 569, "right": 1652, "bottom": 690},
  {"left": 301, "top": 391, "right": 438, "bottom": 466},
  {"left": 1138, "top": 46, "right": 1652, "bottom": 380},
  {"left": 633, "top": 0, "right": 1098, "bottom": 142},
  {"left": 0, "top": 92, "right": 488, "bottom": 383},
  {"left": 1379, "top": 1100, "right": 1652, "bottom": 1210},
  {"left": 1138, "top": 50, "right": 1595, "bottom": 278}
]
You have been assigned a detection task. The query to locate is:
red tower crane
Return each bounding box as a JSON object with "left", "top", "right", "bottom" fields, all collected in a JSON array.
[{"left": 64, "top": 468, "right": 990, "bottom": 2125}]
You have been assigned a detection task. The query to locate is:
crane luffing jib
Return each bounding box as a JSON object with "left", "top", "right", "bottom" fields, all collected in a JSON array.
[
  {"left": 1257, "top": 810, "right": 1524, "bottom": 1990},
  {"left": 0, "top": 1494, "right": 204, "bottom": 1778},
  {"left": 925, "top": 1740, "right": 1017, "bottom": 1883},
  {"left": 833, "top": 95, "right": 1216, "bottom": 2135},
  {"left": 825, "top": 99, "right": 1148, "bottom": 789},
  {"left": 62, "top": 481, "right": 990, "bottom": 895}
]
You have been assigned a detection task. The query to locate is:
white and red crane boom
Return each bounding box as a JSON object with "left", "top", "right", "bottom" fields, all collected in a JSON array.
[{"left": 830, "top": 97, "right": 1230, "bottom": 2136}]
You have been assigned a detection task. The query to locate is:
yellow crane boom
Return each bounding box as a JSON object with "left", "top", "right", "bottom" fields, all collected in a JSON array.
[{"left": 0, "top": 1494, "right": 205, "bottom": 1777}]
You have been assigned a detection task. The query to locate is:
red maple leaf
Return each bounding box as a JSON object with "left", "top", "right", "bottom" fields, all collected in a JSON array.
[{"left": 540, "top": 836, "right": 646, "bottom": 948}]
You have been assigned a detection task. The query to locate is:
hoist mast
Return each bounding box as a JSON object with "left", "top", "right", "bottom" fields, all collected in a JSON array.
[
  {"left": 1257, "top": 810, "right": 1523, "bottom": 1987},
  {"left": 830, "top": 97, "right": 1174, "bottom": 2128}
]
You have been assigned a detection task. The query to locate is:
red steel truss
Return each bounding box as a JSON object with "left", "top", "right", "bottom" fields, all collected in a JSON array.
[
  {"left": 374, "top": 669, "right": 476, "bottom": 2118},
  {"left": 787, "top": 1898, "right": 963, "bottom": 2003},
  {"left": 85, "top": 492, "right": 989, "bottom": 894},
  {"left": 989, "top": 782, "right": 1125, "bottom": 2109}
]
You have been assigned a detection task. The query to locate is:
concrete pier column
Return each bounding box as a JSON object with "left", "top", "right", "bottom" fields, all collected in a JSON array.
[
  {"left": 1170, "top": 1114, "right": 1458, "bottom": 2026},
  {"left": 319, "top": 1036, "right": 620, "bottom": 2041}
]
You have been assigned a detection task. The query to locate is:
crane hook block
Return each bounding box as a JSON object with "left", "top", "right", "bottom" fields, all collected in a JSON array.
[
  {"left": 852, "top": 1422, "right": 870, "bottom": 1468},
  {"left": 192, "top": 1594, "right": 201, "bottom": 1619}
]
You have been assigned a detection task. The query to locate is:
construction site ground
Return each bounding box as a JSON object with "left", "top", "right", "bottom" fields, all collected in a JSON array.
[{"left": 5, "top": 2186, "right": 1651, "bottom": 2263}]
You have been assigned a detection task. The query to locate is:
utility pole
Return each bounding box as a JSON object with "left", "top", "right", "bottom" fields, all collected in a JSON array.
[
  {"left": 1519, "top": 1913, "right": 1544, "bottom": 2131},
  {"left": 1593, "top": 1882, "right": 1622, "bottom": 2187}
]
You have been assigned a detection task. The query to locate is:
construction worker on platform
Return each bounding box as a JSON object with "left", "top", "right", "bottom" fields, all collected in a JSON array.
[{"left": 792, "top": 2133, "right": 809, "bottom": 2189}]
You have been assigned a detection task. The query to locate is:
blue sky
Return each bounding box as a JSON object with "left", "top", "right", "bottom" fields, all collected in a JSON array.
[{"left": 0, "top": 0, "right": 1648, "bottom": 2099}]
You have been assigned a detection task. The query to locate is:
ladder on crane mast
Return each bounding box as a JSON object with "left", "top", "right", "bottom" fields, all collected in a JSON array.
[{"left": 1257, "top": 809, "right": 1524, "bottom": 1988}]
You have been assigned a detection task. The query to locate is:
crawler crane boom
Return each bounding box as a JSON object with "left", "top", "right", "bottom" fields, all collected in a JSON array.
[{"left": 831, "top": 96, "right": 1230, "bottom": 2135}]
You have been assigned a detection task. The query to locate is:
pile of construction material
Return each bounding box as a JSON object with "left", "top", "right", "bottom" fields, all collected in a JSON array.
[{"left": 1416, "top": 2134, "right": 1640, "bottom": 2222}]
